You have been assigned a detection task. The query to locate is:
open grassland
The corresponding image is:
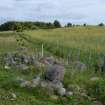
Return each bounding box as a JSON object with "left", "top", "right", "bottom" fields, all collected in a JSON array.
[
  {"left": 0, "top": 27, "right": 105, "bottom": 105},
  {"left": 24, "top": 26, "right": 105, "bottom": 53}
]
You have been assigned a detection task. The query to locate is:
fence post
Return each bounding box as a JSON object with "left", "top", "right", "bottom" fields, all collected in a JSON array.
[
  {"left": 41, "top": 44, "right": 44, "bottom": 58},
  {"left": 77, "top": 49, "right": 81, "bottom": 61},
  {"left": 67, "top": 51, "right": 72, "bottom": 65}
]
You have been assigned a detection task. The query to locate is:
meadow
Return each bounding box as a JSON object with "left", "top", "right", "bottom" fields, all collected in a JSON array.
[{"left": 0, "top": 26, "right": 105, "bottom": 105}]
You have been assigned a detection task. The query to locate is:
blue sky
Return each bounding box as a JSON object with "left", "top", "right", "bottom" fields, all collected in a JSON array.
[{"left": 0, "top": 0, "right": 105, "bottom": 24}]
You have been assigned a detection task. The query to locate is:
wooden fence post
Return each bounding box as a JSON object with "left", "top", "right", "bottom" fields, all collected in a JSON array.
[
  {"left": 41, "top": 44, "right": 44, "bottom": 58},
  {"left": 67, "top": 51, "right": 72, "bottom": 65},
  {"left": 77, "top": 49, "right": 81, "bottom": 61}
]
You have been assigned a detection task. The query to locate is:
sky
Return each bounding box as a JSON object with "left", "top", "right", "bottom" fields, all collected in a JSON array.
[{"left": 0, "top": 0, "right": 105, "bottom": 25}]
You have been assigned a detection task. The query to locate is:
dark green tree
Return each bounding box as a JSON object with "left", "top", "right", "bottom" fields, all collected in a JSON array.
[
  {"left": 53, "top": 20, "right": 61, "bottom": 28},
  {"left": 67, "top": 22, "right": 72, "bottom": 27},
  {"left": 98, "top": 23, "right": 104, "bottom": 27},
  {"left": 83, "top": 23, "right": 87, "bottom": 27}
]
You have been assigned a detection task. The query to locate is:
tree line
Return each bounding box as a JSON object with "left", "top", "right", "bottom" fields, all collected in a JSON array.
[
  {"left": 0, "top": 20, "right": 61, "bottom": 31},
  {"left": 0, "top": 20, "right": 104, "bottom": 32}
]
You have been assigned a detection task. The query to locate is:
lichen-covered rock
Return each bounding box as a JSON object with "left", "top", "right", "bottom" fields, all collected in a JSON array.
[{"left": 45, "top": 64, "right": 65, "bottom": 81}]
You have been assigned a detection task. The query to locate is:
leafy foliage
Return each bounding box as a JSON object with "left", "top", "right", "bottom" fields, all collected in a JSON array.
[{"left": 0, "top": 21, "right": 60, "bottom": 31}]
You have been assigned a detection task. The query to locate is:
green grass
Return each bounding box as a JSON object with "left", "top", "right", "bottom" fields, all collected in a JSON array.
[
  {"left": 24, "top": 26, "right": 105, "bottom": 53},
  {"left": 0, "top": 27, "right": 105, "bottom": 105}
]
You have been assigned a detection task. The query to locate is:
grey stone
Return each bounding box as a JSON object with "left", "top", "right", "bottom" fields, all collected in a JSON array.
[
  {"left": 4, "top": 65, "right": 11, "bottom": 70},
  {"left": 5, "top": 53, "right": 16, "bottom": 66},
  {"left": 45, "top": 64, "right": 65, "bottom": 81},
  {"left": 65, "top": 91, "right": 73, "bottom": 97},
  {"left": 20, "top": 55, "right": 30, "bottom": 64},
  {"left": 52, "top": 80, "right": 64, "bottom": 89},
  {"left": 90, "top": 77, "right": 100, "bottom": 81},
  {"left": 40, "top": 57, "right": 55, "bottom": 65},
  {"left": 67, "top": 84, "right": 80, "bottom": 92},
  {"left": 31, "top": 76, "right": 41, "bottom": 87},
  {"left": 9, "top": 93, "right": 17, "bottom": 100},
  {"left": 57, "top": 87, "right": 66, "bottom": 96},
  {"left": 20, "top": 80, "right": 31, "bottom": 88},
  {"left": 17, "top": 47, "right": 28, "bottom": 52},
  {"left": 15, "top": 64, "right": 29, "bottom": 70},
  {"left": 40, "top": 80, "right": 65, "bottom": 96},
  {"left": 91, "top": 101, "right": 102, "bottom": 105},
  {"left": 40, "top": 80, "right": 49, "bottom": 88},
  {"left": 74, "top": 61, "right": 87, "bottom": 71}
]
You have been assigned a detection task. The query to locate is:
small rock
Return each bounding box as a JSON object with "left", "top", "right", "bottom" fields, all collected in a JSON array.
[
  {"left": 10, "top": 93, "right": 17, "bottom": 100},
  {"left": 40, "top": 57, "right": 55, "bottom": 65},
  {"left": 91, "top": 101, "right": 102, "bottom": 105},
  {"left": 57, "top": 87, "right": 66, "bottom": 96},
  {"left": 15, "top": 64, "right": 29, "bottom": 70},
  {"left": 90, "top": 77, "right": 100, "bottom": 81},
  {"left": 68, "top": 84, "right": 80, "bottom": 92},
  {"left": 50, "top": 95, "right": 58, "bottom": 100},
  {"left": 4, "top": 65, "right": 11, "bottom": 70},
  {"left": 31, "top": 76, "right": 41, "bottom": 87},
  {"left": 20, "top": 80, "right": 31, "bottom": 88},
  {"left": 52, "top": 80, "right": 64, "bottom": 90},
  {"left": 11, "top": 93, "right": 16, "bottom": 98},
  {"left": 74, "top": 61, "right": 87, "bottom": 71},
  {"left": 40, "top": 81, "right": 49, "bottom": 88},
  {"left": 66, "top": 91, "right": 73, "bottom": 97}
]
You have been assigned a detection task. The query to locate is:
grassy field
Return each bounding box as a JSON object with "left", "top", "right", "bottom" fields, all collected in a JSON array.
[
  {"left": 0, "top": 27, "right": 105, "bottom": 105},
  {"left": 24, "top": 26, "right": 105, "bottom": 53}
]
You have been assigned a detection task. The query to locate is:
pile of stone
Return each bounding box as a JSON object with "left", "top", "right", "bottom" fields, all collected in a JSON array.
[
  {"left": 18, "top": 63, "right": 73, "bottom": 97},
  {"left": 4, "top": 52, "right": 37, "bottom": 70},
  {"left": 4, "top": 51, "right": 59, "bottom": 71}
]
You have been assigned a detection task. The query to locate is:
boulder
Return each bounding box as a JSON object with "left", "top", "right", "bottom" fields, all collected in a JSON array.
[{"left": 45, "top": 64, "right": 65, "bottom": 81}]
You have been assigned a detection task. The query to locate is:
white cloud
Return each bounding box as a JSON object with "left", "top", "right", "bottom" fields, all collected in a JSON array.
[{"left": 0, "top": 0, "right": 105, "bottom": 24}]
